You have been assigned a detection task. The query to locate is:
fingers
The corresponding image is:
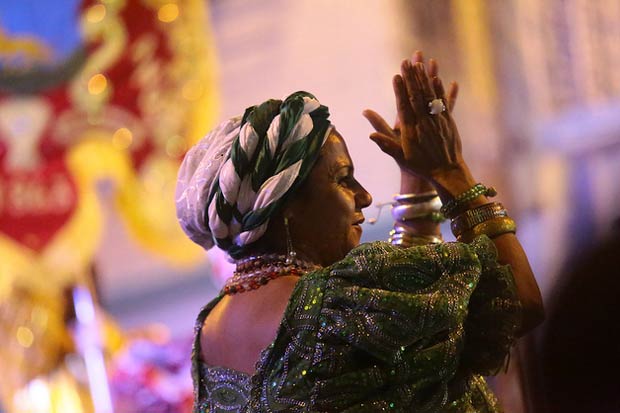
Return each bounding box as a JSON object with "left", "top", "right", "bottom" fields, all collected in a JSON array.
[
  {"left": 362, "top": 109, "right": 395, "bottom": 137},
  {"left": 447, "top": 81, "right": 459, "bottom": 113},
  {"left": 412, "top": 50, "right": 424, "bottom": 64},
  {"left": 432, "top": 76, "right": 446, "bottom": 101},
  {"left": 432, "top": 76, "right": 460, "bottom": 117},
  {"left": 400, "top": 60, "right": 421, "bottom": 116},
  {"left": 401, "top": 60, "right": 436, "bottom": 118},
  {"left": 369, "top": 132, "right": 403, "bottom": 159},
  {"left": 413, "top": 63, "right": 436, "bottom": 102},
  {"left": 411, "top": 52, "right": 457, "bottom": 113},
  {"left": 393, "top": 115, "right": 401, "bottom": 132},
  {"left": 428, "top": 58, "right": 438, "bottom": 78},
  {"left": 393, "top": 73, "right": 416, "bottom": 126}
]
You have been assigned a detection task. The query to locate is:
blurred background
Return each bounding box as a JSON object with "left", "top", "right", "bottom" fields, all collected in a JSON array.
[{"left": 0, "top": 0, "right": 618, "bottom": 412}]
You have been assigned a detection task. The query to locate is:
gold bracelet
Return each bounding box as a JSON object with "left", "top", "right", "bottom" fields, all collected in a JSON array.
[
  {"left": 450, "top": 202, "right": 508, "bottom": 238},
  {"left": 457, "top": 216, "right": 517, "bottom": 243}
]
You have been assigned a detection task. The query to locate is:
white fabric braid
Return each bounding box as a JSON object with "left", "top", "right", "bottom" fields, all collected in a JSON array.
[{"left": 175, "top": 116, "right": 241, "bottom": 249}]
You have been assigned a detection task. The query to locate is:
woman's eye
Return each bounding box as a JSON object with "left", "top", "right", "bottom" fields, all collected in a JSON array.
[{"left": 338, "top": 176, "right": 354, "bottom": 187}]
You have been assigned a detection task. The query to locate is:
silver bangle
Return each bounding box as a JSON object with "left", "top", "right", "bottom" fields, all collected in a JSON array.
[
  {"left": 391, "top": 197, "right": 443, "bottom": 221},
  {"left": 393, "top": 191, "right": 439, "bottom": 204},
  {"left": 390, "top": 231, "right": 443, "bottom": 242},
  {"left": 392, "top": 223, "right": 443, "bottom": 237},
  {"left": 389, "top": 233, "right": 444, "bottom": 246}
]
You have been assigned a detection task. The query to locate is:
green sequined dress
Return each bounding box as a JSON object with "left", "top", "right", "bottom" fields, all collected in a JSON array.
[{"left": 192, "top": 236, "right": 521, "bottom": 412}]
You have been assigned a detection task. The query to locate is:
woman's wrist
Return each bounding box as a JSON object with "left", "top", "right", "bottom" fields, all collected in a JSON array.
[
  {"left": 429, "top": 164, "right": 490, "bottom": 215},
  {"left": 399, "top": 170, "right": 434, "bottom": 194},
  {"left": 430, "top": 164, "right": 475, "bottom": 199}
]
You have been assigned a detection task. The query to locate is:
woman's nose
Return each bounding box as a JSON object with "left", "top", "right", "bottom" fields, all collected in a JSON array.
[{"left": 355, "top": 182, "right": 373, "bottom": 209}]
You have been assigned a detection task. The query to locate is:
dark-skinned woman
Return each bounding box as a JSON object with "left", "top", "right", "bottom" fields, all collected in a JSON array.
[{"left": 175, "top": 53, "right": 543, "bottom": 412}]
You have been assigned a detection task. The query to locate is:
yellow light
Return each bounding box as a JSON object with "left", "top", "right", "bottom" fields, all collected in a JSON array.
[
  {"left": 112, "top": 128, "right": 133, "bottom": 149},
  {"left": 143, "top": 168, "right": 167, "bottom": 193},
  {"left": 158, "top": 3, "right": 179, "bottom": 22},
  {"left": 86, "top": 4, "right": 106, "bottom": 23},
  {"left": 182, "top": 79, "right": 204, "bottom": 101},
  {"left": 165, "top": 135, "right": 186, "bottom": 158},
  {"left": 16, "top": 326, "right": 34, "bottom": 348},
  {"left": 88, "top": 74, "right": 108, "bottom": 95},
  {"left": 31, "top": 307, "right": 49, "bottom": 328}
]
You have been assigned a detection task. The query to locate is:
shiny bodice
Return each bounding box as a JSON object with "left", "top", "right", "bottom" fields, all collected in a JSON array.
[
  {"left": 195, "top": 363, "right": 251, "bottom": 412},
  {"left": 192, "top": 238, "right": 521, "bottom": 412}
]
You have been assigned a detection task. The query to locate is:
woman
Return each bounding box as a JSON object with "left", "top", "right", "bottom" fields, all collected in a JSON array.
[{"left": 176, "top": 53, "right": 544, "bottom": 412}]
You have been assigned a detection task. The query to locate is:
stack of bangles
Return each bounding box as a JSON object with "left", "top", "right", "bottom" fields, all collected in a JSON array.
[
  {"left": 443, "top": 183, "right": 517, "bottom": 243},
  {"left": 389, "top": 191, "right": 445, "bottom": 247},
  {"left": 389, "top": 183, "right": 517, "bottom": 246}
]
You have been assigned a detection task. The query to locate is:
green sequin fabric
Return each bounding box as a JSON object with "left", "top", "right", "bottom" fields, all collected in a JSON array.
[{"left": 192, "top": 236, "right": 521, "bottom": 412}]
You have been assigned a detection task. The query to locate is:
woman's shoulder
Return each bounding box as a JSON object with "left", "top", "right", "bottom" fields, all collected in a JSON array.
[
  {"left": 198, "top": 276, "right": 302, "bottom": 373},
  {"left": 345, "top": 237, "right": 497, "bottom": 260},
  {"left": 249, "top": 236, "right": 512, "bottom": 412},
  {"left": 297, "top": 237, "right": 497, "bottom": 295}
]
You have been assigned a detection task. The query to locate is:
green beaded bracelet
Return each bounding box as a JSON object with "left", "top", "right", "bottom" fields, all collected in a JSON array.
[{"left": 440, "top": 183, "right": 497, "bottom": 218}]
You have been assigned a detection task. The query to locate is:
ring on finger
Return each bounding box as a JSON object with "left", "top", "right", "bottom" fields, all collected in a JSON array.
[{"left": 428, "top": 98, "right": 446, "bottom": 115}]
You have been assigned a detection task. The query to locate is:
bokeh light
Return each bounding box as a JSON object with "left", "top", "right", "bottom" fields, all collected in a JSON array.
[
  {"left": 86, "top": 4, "right": 106, "bottom": 23},
  {"left": 112, "top": 128, "right": 133, "bottom": 149},
  {"left": 16, "top": 326, "right": 34, "bottom": 348},
  {"left": 87, "top": 74, "right": 108, "bottom": 95},
  {"left": 158, "top": 3, "right": 179, "bottom": 23}
]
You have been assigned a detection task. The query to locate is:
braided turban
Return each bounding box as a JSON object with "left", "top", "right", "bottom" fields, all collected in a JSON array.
[{"left": 176, "top": 91, "right": 332, "bottom": 259}]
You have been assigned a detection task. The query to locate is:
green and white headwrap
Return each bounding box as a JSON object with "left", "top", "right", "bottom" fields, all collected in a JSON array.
[{"left": 176, "top": 91, "right": 332, "bottom": 259}]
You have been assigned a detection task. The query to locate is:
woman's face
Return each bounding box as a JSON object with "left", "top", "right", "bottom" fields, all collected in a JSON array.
[{"left": 282, "top": 129, "right": 372, "bottom": 266}]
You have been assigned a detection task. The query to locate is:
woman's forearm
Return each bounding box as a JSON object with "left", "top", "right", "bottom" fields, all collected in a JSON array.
[
  {"left": 431, "top": 166, "right": 545, "bottom": 335},
  {"left": 490, "top": 233, "right": 544, "bottom": 334}
]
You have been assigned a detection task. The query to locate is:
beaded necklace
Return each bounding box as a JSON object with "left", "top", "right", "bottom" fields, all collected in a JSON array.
[{"left": 222, "top": 254, "right": 319, "bottom": 295}]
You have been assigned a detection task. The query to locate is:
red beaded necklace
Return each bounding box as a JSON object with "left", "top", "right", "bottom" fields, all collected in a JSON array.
[{"left": 222, "top": 254, "right": 319, "bottom": 295}]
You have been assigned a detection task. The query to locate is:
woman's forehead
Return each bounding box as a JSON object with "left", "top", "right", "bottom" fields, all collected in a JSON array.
[{"left": 321, "top": 129, "right": 353, "bottom": 167}]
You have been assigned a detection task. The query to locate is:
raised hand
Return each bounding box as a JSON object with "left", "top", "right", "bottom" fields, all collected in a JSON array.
[
  {"left": 394, "top": 57, "right": 467, "bottom": 179},
  {"left": 363, "top": 51, "right": 458, "bottom": 175}
]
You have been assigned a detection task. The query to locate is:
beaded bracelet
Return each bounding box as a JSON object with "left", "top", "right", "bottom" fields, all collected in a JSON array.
[
  {"left": 440, "top": 183, "right": 497, "bottom": 219},
  {"left": 450, "top": 202, "right": 508, "bottom": 238},
  {"left": 457, "top": 216, "right": 517, "bottom": 243}
]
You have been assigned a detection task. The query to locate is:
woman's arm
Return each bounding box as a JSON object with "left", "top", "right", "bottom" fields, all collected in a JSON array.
[
  {"left": 432, "top": 167, "right": 544, "bottom": 334},
  {"left": 366, "top": 54, "right": 543, "bottom": 334},
  {"left": 364, "top": 52, "right": 456, "bottom": 239}
]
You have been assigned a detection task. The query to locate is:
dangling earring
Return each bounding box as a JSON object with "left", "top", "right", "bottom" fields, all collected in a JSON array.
[
  {"left": 284, "top": 216, "right": 297, "bottom": 264},
  {"left": 367, "top": 201, "right": 394, "bottom": 224}
]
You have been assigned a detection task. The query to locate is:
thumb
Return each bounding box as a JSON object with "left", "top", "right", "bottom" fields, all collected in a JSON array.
[
  {"left": 363, "top": 109, "right": 395, "bottom": 136},
  {"left": 370, "top": 132, "right": 403, "bottom": 159}
]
